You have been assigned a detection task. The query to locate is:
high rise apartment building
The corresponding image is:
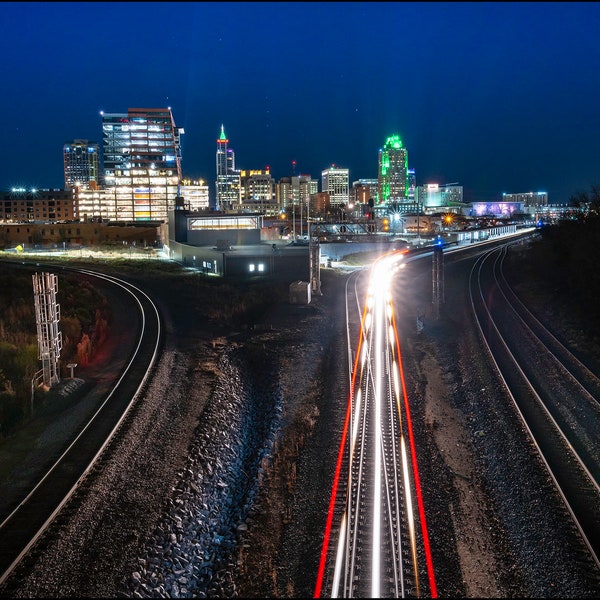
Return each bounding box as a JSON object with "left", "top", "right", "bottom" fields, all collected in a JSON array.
[
  {"left": 321, "top": 166, "right": 349, "bottom": 207},
  {"left": 63, "top": 140, "right": 101, "bottom": 190},
  {"left": 215, "top": 125, "right": 241, "bottom": 211},
  {"left": 377, "top": 134, "right": 408, "bottom": 204},
  {"left": 96, "top": 107, "right": 183, "bottom": 221}
]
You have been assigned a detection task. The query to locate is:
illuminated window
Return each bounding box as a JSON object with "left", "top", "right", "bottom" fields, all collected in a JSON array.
[
  {"left": 249, "top": 264, "right": 255, "bottom": 272},
  {"left": 258, "top": 263, "right": 265, "bottom": 272}
]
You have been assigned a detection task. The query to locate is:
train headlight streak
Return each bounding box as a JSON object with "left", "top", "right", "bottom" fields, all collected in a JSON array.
[
  {"left": 402, "top": 435, "right": 420, "bottom": 596},
  {"left": 352, "top": 389, "right": 362, "bottom": 448},
  {"left": 332, "top": 512, "right": 347, "bottom": 597},
  {"left": 315, "top": 249, "right": 437, "bottom": 599},
  {"left": 372, "top": 282, "right": 385, "bottom": 598},
  {"left": 393, "top": 360, "right": 400, "bottom": 405}
]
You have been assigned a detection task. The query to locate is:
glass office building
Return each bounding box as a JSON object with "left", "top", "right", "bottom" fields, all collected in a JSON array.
[
  {"left": 101, "top": 107, "right": 183, "bottom": 221},
  {"left": 63, "top": 139, "right": 101, "bottom": 190}
]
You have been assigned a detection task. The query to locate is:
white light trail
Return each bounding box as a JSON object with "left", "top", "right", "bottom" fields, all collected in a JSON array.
[
  {"left": 331, "top": 512, "right": 347, "bottom": 597},
  {"left": 352, "top": 389, "right": 362, "bottom": 449},
  {"left": 331, "top": 250, "right": 414, "bottom": 598},
  {"left": 392, "top": 360, "right": 400, "bottom": 408},
  {"left": 372, "top": 283, "right": 384, "bottom": 599}
]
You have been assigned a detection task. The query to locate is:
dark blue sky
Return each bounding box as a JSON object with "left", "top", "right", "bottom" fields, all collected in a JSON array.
[{"left": 2, "top": 2, "right": 599, "bottom": 203}]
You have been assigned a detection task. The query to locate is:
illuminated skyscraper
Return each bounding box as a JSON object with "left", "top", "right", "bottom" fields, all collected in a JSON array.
[
  {"left": 63, "top": 139, "right": 101, "bottom": 190},
  {"left": 215, "top": 125, "right": 241, "bottom": 211},
  {"left": 277, "top": 175, "right": 313, "bottom": 215},
  {"left": 216, "top": 124, "right": 229, "bottom": 191},
  {"left": 101, "top": 107, "right": 183, "bottom": 221},
  {"left": 321, "top": 165, "right": 349, "bottom": 207},
  {"left": 377, "top": 134, "right": 408, "bottom": 204},
  {"left": 240, "top": 169, "right": 275, "bottom": 212},
  {"left": 408, "top": 168, "right": 416, "bottom": 200},
  {"left": 351, "top": 178, "right": 378, "bottom": 206}
]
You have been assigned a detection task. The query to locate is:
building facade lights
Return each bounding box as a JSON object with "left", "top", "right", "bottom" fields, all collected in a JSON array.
[{"left": 377, "top": 134, "right": 408, "bottom": 204}]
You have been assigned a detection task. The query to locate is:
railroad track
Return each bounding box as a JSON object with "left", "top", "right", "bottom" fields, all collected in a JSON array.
[
  {"left": 469, "top": 243, "right": 600, "bottom": 572},
  {"left": 0, "top": 264, "right": 163, "bottom": 591},
  {"left": 315, "top": 254, "right": 437, "bottom": 598}
]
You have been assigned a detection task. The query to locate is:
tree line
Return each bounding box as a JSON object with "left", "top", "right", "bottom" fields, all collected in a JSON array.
[{"left": 520, "top": 184, "right": 600, "bottom": 335}]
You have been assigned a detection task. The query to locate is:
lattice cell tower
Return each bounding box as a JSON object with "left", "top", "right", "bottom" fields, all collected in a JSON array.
[{"left": 32, "top": 272, "right": 63, "bottom": 388}]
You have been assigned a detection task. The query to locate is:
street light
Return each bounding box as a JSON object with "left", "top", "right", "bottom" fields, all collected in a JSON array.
[{"left": 290, "top": 194, "right": 296, "bottom": 241}]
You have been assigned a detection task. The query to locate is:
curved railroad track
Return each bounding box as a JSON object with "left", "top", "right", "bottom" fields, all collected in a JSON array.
[
  {"left": 469, "top": 243, "right": 600, "bottom": 571},
  {"left": 0, "top": 263, "right": 163, "bottom": 590}
]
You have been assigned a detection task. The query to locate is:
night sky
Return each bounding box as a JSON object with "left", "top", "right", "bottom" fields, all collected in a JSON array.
[{"left": 2, "top": 1, "right": 599, "bottom": 204}]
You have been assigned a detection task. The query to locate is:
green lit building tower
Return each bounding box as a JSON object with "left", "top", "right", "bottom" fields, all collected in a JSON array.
[
  {"left": 101, "top": 107, "right": 183, "bottom": 221},
  {"left": 63, "top": 139, "right": 102, "bottom": 190},
  {"left": 377, "top": 134, "right": 408, "bottom": 204}
]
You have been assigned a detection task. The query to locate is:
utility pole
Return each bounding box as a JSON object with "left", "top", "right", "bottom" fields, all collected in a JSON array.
[
  {"left": 308, "top": 198, "right": 321, "bottom": 295},
  {"left": 291, "top": 193, "right": 296, "bottom": 241},
  {"left": 432, "top": 245, "right": 444, "bottom": 319}
]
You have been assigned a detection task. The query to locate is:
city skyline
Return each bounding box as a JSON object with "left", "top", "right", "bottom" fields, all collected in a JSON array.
[{"left": 1, "top": 2, "right": 599, "bottom": 204}]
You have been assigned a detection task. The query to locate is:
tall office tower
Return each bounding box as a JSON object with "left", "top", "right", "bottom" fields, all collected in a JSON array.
[
  {"left": 298, "top": 175, "right": 314, "bottom": 214},
  {"left": 321, "top": 165, "right": 349, "bottom": 207},
  {"left": 377, "top": 134, "right": 408, "bottom": 204},
  {"left": 351, "top": 178, "right": 378, "bottom": 205},
  {"left": 277, "top": 177, "right": 294, "bottom": 211},
  {"left": 215, "top": 124, "right": 228, "bottom": 196},
  {"left": 63, "top": 140, "right": 101, "bottom": 190},
  {"left": 215, "top": 125, "right": 241, "bottom": 211},
  {"left": 240, "top": 169, "right": 275, "bottom": 211},
  {"left": 408, "top": 168, "right": 416, "bottom": 200},
  {"left": 101, "top": 107, "right": 183, "bottom": 221},
  {"left": 277, "top": 175, "right": 313, "bottom": 214}
]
